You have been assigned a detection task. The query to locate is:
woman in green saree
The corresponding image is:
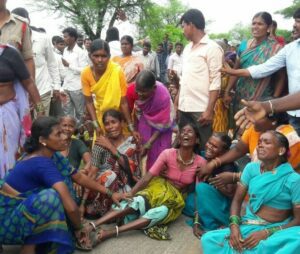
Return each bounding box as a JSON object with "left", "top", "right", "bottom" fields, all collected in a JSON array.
[
  {"left": 201, "top": 130, "right": 300, "bottom": 254},
  {"left": 223, "top": 12, "right": 285, "bottom": 113}
]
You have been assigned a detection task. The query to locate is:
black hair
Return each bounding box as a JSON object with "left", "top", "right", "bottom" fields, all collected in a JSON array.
[
  {"left": 175, "top": 42, "right": 183, "bottom": 47},
  {"left": 266, "top": 130, "right": 289, "bottom": 163},
  {"left": 177, "top": 121, "right": 201, "bottom": 153},
  {"left": 272, "top": 20, "right": 278, "bottom": 28},
  {"left": 90, "top": 39, "right": 110, "bottom": 56},
  {"left": 121, "top": 35, "right": 134, "bottom": 47},
  {"left": 180, "top": 9, "right": 205, "bottom": 30},
  {"left": 253, "top": 12, "right": 273, "bottom": 27},
  {"left": 212, "top": 133, "right": 232, "bottom": 151},
  {"left": 157, "top": 43, "right": 163, "bottom": 47},
  {"left": 293, "top": 8, "right": 300, "bottom": 19},
  {"left": 84, "top": 38, "right": 91, "bottom": 43},
  {"left": 77, "top": 33, "right": 84, "bottom": 39},
  {"left": 143, "top": 41, "right": 151, "bottom": 48},
  {"left": 11, "top": 7, "right": 29, "bottom": 19},
  {"left": 135, "top": 70, "right": 156, "bottom": 90},
  {"left": 106, "top": 27, "right": 119, "bottom": 42},
  {"left": 24, "top": 117, "right": 59, "bottom": 153},
  {"left": 102, "top": 109, "right": 124, "bottom": 123},
  {"left": 52, "top": 35, "right": 62, "bottom": 45},
  {"left": 62, "top": 27, "right": 78, "bottom": 40}
]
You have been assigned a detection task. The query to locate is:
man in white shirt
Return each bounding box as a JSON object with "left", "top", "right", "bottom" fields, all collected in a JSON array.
[
  {"left": 105, "top": 27, "right": 122, "bottom": 58},
  {"left": 177, "top": 9, "right": 223, "bottom": 149},
  {"left": 139, "top": 41, "right": 160, "bottom": 80},
  {"left": 11, "top": 8, "right": 60, "bottom": 117},
  {"left": 62, "top": 27, "right": 89, "bottom": 124},
  {"left": 168, "top": 42, "right": 183, "bottom": 79}
]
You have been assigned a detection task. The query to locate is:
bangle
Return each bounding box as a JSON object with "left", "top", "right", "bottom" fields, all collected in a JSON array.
[
  {"left": 35, "top": 102, "right": 45, "bottom": 113},
  {"left": 92, "top": 120, "right": 100, "bottom": 129},
  {"left": 215, "top": 157, "right": 222, "bottom": 167},
  {"left": 232, "top": 173, "right": 236, "bottom": 183},
  {"left": 266, "top": 226, "right": 282, "bottom": 236},
  {"left": 128, "top": 123, "right": 135, "bottom": 132},
  {"left": 268, "top": 100, "right": 275, "bottom": 117},
  {"left": 115, "top": 151, "right": 122, "bottom": 160},
  {"left": 89, "top": 221, "right": 97, "bottom": 232},
  {"left": 106, "top": 188, "right": 113, "bottom": 198},
  {"left": 229, "top": 215, "right": 241, "bottom": 225},
  {"left": 144, "top": 142, "right": 152, "bottom": 149}
]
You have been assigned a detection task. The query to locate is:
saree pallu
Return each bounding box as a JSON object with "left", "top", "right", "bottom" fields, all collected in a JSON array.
[
  {"left": 112, "top": 55, "right": 144, "bottom": 83},
  {"left": 85, "top": 137, "right": 141, "bottom": 218},
  {"left": 137, "top": 177, "right": 185, "bottom": 225},
  {"left": 201, "top": 162, "right": 300, "bottom": 254},
  {"left": 0, "top": 188, "right": 73, "bottom": 254},
  {"left": 86, "top": 61, "right": 122, "bottom": 129},
  {"left": 184, "top": 183, "right": 231, "bottom": 231},
  {"left": 0, "top": 45, "right": 31, "bottom": 178},
  {"left": 234, "top": 38, "right": 282, "bottom": 112},
  {"left": 213, "top": 71, "right": 229, "bottom": 132},
  {"left": 135, "top": 83, "right": 174, "bottom": 170}
]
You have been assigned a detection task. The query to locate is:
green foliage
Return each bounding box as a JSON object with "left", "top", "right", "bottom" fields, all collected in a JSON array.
[
  {"left": 137, "top": 0, "right": 188, "bottom": 48},
  {"left": 31, "top": 0, "right": 152, "bottom": 39},
  {"left": 210, "top": 22, "right": 251, "bottom": 42},
  {"left": 277, "top": 29, "right": 293, "bottom": 42},
  {"left": 276, "top": 0, "right": 300, "bottom": 18}
]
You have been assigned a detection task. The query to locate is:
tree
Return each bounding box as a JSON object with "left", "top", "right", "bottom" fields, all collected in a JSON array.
[
  {"left": 276, "top": 0, "right": 300, "bottom": 18},
  {"left": 30, "top": 0, "right": 152, "bottom": 39},
  {"left": 137, "top": 0, "right": 188, "bottom": 48}
]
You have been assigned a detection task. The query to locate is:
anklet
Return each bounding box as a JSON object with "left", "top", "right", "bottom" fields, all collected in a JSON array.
[{"left": 115, "top": 225, "right": 119, "bottom": 237}]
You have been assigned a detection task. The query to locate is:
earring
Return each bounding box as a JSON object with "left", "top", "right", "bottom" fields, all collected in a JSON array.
[{"left": 41, "top": 142, "right": 47, "bottom": 147}]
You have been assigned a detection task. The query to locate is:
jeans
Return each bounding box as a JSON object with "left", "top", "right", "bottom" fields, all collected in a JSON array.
[{"left": 62, "top": 89, "right": 85, "bottom": 124}]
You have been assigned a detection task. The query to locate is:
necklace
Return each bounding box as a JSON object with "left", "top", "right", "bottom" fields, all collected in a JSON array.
[{"left": 177, "top": 150, "right": 195, "bottom": 166}]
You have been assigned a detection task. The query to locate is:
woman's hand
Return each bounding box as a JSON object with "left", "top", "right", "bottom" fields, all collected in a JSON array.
[
  {"left": 242, "top": 230, "right": 268, "bottom": 249},
  {"left": 95, "top": 135, "right": 113, "bottom": 150},
  {"left": 197, "top": 162, "right": 215, "bottom": 181},
  {"left": 229, "top": 225, "right": 244, "bottom": 252},
  {"left": 132, "top": 131, "right": 141, "bottom": 145},
  {"left": 208, "top": 172, "right": 235, "bottom": 189},
  {"left": 87, "top": 167, "right": 98, "bottom": 180},
  {"left": 193, "top": 224, "right": 205, "bottom": 239},
  {"left": 111, "top": 192, "right": 126, "bottom": 207},
  {"left": 140, "top": 142, "right": 151, "bottom": 157}
]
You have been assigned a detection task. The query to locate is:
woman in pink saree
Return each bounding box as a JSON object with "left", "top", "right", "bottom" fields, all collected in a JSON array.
[{"left": 134, "top": 70, "right": 174, "bottom": 170}]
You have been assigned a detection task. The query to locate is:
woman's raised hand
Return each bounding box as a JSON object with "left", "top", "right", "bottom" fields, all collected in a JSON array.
[{"left": 95, "top": 135, "right": 113, "bottom": 150}]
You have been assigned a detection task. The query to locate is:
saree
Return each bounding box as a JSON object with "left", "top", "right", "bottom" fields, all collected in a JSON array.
[
  {"left": 81, "top": 60, "right": 125, "bottom": 130},
  {"left": 0, "top": 45, "right": 32, "bottom": 179},
  {"left": 234, "top": 38, "right": 282, "bottom": 112},
  {"left": 85, "top": 136, "right": 141, "bottom": 218},
  {"left": 202, "top": 162, "right": 300, "bottom": 254},
  {"left": 0, "top": 154, "right": 77, "bottom": 254},
  {"left": 113, "top": 177, "right": 185, "bottom": 232},
  {"left": 112, "top": 55, "right": 144, "bottom": 83},
  {"left": 135, "top": 82, "right": 174, "bottom": 170}
]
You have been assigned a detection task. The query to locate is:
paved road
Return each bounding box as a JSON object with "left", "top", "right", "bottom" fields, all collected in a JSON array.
[{"left": 3, "top": 215, "right": 203, "bottom": 254}]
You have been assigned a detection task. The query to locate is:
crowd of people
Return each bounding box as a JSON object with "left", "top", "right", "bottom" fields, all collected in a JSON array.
[{"left": 1, "top": 1, "right": 300, "bottom": 253}]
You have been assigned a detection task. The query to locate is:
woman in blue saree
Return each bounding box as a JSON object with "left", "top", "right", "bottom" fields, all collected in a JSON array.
[
  {"left": 201, "top": 130, "right": 300, "bottom": 254},
  {"left": 184, "top": 133, "right": 237, "bottom": 237},
  {"left": 0, "top": 117, "right": 125, "bottom": 254}
]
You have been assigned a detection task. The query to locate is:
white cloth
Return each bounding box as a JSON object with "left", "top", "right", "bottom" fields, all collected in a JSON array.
[
  {"left": 248, "top": 39, "right": 300, "bottom": 117},
  {"left": 108, "top": 41, "right": 122, "bottom": 58},
  {"left": 167, "top": 52, "right": 183, "bottom": 77},
  {"left": 62, "top": 44, "right": 89, "bottom": 91},
  {"left": 32, "top": 31, "right": 60, "bottom": 96},
  {"left": 179, "top": 34, "right": 223, "bottom": 112}
]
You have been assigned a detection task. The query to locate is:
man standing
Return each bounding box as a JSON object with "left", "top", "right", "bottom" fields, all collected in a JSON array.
[
  {"left": 177, "top": 9, "right": 223, "bottom": 149},
  {"left": 168, "top": 42, "right": 183, "bottom": 79},
  {"left": 0, "top": 0, "right": 34, "bottom": 77},
  {"left": 139, "top": 41, "right": 160, "bottom": 80},
  {"left": 12, "top": 8, "right": 61, "bottom": 117},
  {"left": 62, "top": 27, "right": 88, "bottom": 124}
]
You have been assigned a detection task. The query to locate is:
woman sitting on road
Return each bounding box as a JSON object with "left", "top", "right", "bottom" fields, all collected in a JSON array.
[
  {"left": 202, "top": 131, "right": 300, "bottom": 254},
  {"left": 76, "top": 122, "right": 206, "bottom": 250}
]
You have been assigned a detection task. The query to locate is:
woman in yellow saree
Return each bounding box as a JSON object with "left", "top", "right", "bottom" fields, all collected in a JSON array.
[{"left": 81, "top": 39, "right": 137, "bottom": 138}]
